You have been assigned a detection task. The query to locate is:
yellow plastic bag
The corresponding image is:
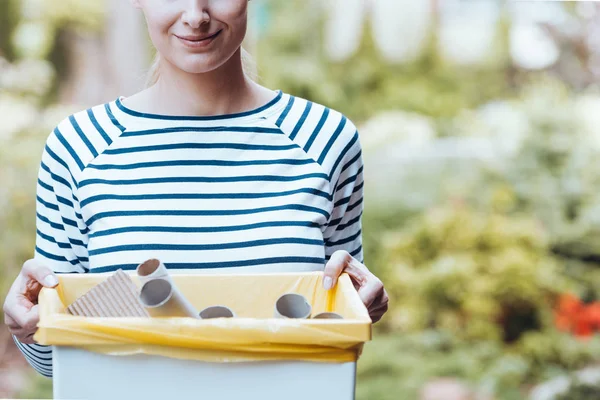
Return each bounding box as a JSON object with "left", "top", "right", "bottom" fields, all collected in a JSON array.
[{"left": 35, "top": 272, "right": 371, "bottom": 363}]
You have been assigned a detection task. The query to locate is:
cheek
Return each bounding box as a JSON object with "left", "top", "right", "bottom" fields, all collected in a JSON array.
[
  {"left": 210, "top": 0, "right": 248, "bottom": 36},
  {"left": 141, "top": 2, "right": 179, "bottom": 48},
  {"left": 209, "top": 0, "right": 247, "bottom": 16}
]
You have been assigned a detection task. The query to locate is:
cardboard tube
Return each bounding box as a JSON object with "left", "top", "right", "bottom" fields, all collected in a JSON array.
[
  {"left": 199, "top": 305, "right": 235, "bottom": 319},
  {"left": 313, "top": 312, "right": 344, "bottom": 320},
  {"left": 274, "top": 293, "right": 312, "bottom": 319},
  {"left": 139, "top": 278, "right": 199, "bottom": 318},
  {"left": 136, "top": 258, "right": 170, "bottom": 286}
]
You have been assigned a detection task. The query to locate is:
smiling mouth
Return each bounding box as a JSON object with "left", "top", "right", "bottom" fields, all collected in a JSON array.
[{"left": 176, "top": 30, "right": 222, "bottom": 43}]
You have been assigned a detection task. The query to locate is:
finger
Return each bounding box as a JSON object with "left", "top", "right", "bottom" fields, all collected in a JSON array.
[
  {"left": 9, "top": 327, "right": 28, "bottom": 338},
  {"left": 381, "top": 288, "right": 389, "bottom": 305},
  {"left": 343, "top": 264, "right": 367, "bottom": 287},
  {"left": 369, "top": 289, "right": 389, "bottom": 309},
  {"left": 358, "top": 277, "right": 384, "bottom": 309},
  {"left": 323, "top": 250, "right": 352, "bottom": 290},
  {"left": 369, "top": 294, "right": 389, "bottom": 323},
  {"left": 371, "top": 310, "right": 386, "bottom": 324},
  {"left": 5, "top": 304, "right": 40, "bottom": 334},
  {"left": 19, "top": 332, "right": 36, "bottom": 344},
  {"left": 370, "top": 299, "right": 389, "bottom": 314},
  {"left": 22, "top": 259, "right": 58, "bottom": 288},
  {"left": 4, "top": 292, "right": 36, "bottom": 328},
  {"left": 4, "top": 312, "right": 21, "bottom": 330}
]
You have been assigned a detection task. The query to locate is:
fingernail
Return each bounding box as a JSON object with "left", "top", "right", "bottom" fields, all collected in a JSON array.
[
  {"left": 323, "top": 276, "right": 333, "bottom": 290},
  {"left": 43, "top": 275, "right": 58, "bottom": 287}
]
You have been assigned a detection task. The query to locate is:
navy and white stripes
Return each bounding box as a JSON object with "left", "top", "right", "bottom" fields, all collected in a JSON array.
[
  {"left": 17, "top": 90, "right": 365, "bottom": 377},
  {"left": 13, "top": 337, "right": 53, "bottom": 378}
]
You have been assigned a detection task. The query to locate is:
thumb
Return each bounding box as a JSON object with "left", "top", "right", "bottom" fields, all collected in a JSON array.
[
  {"left": 323, "top": 251, "right": 352, "bottom": 290},
  {"left": 22, "top": 259, "right": 58, "bottom": 288}
]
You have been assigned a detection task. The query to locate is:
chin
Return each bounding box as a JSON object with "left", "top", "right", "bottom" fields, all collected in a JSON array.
[{"left": 176, "top": 54, "right": 229, "bottom": 74}]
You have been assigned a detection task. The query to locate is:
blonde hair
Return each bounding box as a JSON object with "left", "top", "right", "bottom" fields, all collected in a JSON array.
[{"left": 145, "top": 47, "right": 257, "bottom": 88}]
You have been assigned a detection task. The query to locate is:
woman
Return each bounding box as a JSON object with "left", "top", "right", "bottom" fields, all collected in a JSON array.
[{"left": 3, "top": 0, "right": 388, "bottom": 377}]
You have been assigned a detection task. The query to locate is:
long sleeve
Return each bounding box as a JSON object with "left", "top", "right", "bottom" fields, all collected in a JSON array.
[
  {"left": 323, "top": 129, "right": 364, "bottom": 264},
  {"left": 14, "top": 129, "right": 89, "bottom": 378}
]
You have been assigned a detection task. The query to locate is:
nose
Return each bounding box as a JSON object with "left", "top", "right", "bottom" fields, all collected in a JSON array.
[{"left": 181, "top": 0, "right": 210, "bottom": 29}]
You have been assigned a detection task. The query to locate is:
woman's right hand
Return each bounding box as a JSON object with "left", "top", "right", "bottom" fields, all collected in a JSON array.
[{"left": 3, "top": 259, "right": 58, "bottom": 344}]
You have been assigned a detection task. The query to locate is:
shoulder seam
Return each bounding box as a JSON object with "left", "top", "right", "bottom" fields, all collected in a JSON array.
[
  {"left": 261, "top": 117, "right": 334, "bottom": 203},
  {"left": 270, "top": 112, "right": 332, "bottom": 183},
  {"left": 79, "top": 102, "right": 127, "bottom": 181},
  {"left": 50, "top": 103, "right": 126, "bottom": 191}
]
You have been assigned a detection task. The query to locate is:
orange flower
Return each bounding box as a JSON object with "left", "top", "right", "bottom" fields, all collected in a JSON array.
[
  {"left": 553, "top": 293, "right": 599, "bottom": 339},
  {"left": 554, "top": 312, "right": 572, "bottom": 331},
  {"left": 584, "top": 302, "right": 600, "bottom": 328},
  {"left": 556, "top": 294, "right": 583, "bottom": 315},
  {"left": 577, "top": 302, "right": 600, "bottom": 337},
  {"left": 574, "top": 317, "right": 594, "bottom": 338}
]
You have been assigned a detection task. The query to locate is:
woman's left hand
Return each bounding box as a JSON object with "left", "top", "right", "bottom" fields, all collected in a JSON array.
[{"left": 323, "top": 250, "right": 389, "bottom": 323}]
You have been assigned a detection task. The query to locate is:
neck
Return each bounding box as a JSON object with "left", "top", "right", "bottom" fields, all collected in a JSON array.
[{"left": 147, "top": 48, "right": 258, "bottom": 116}]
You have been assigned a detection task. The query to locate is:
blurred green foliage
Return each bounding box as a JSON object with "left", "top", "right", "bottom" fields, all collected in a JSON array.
[
  {"left": 16, "top": 372, "right": 52, "bottom": 399},
  {"left": 257, "top": 0, "right": 515, "bottom": 123},
  {"left": 355, "top": 201, "right": 596, "bottom": 398},
  {"left": 379, "top": 204, "right": 569, "bottom": 340},
  {"left": 0, "top": 0, "right": 19, "bottom": 60},
  {"left": 0, "top": 132, "right": 43, "bottom": 300},
  {"left": 353, "top": 78, "right": 600, "bottom": 398},
  {"left": 501, "top": 87, "right": 600, "bottom": 264},
  {"left": 357, "top": 330, "right": 600, "bottom": 400},
  {"left": 556, "top": 379, "right": 600, "bottom": 400}
]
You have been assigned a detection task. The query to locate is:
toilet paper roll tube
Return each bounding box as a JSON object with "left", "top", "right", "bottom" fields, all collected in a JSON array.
[
  {"left": 139, "top": 278, "right": 199, "bottom": 318},
  {"left": 199, "top": 305, "right": 236, "bottom": 319},
  {"left": 313, "top": 312, "right": 343, "bottom": 320},
  {"left": 274, "top": 293, "right": 312, "bottom": 319},
  {"left": 136, "top": 258, "right": 170, "bottom": 286}
]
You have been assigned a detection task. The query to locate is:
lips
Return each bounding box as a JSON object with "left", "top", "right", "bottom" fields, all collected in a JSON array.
[{"left": 176, "top": 30, "right": 222, "bottom": 43}]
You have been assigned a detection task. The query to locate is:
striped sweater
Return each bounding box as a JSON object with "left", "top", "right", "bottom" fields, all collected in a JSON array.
[{"left": 15, "top": 90, "right": 365, "bottom": 377}]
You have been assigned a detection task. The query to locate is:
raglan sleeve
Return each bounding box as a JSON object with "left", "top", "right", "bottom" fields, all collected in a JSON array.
[
  {"left": 13, "top": 128, "right": 89, "bottom": 378},
  {"left": 322, "top": 120, "right": 365, "bottom": 264}
]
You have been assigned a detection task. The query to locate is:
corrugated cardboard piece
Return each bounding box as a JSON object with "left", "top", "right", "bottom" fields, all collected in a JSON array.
[{"left": 67, "top": 269, "right": 149, "bottom": 317}]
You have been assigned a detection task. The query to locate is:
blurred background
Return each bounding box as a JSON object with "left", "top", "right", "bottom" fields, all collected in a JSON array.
[{"left": 2, "top": 0, "right": 600, "bottom": 398}]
